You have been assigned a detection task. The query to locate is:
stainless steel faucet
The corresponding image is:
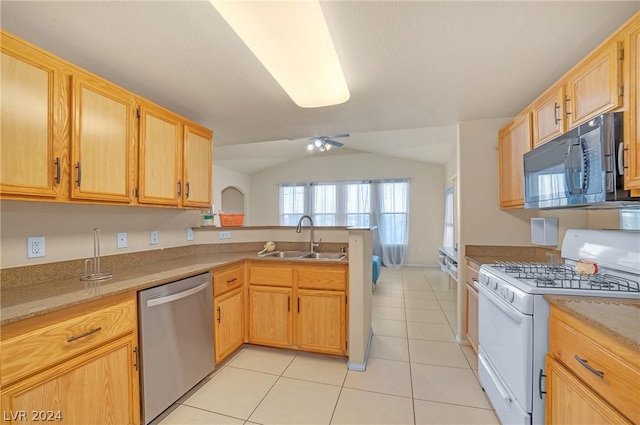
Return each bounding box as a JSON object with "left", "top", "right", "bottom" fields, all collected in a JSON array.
[{"left": 296, "top": 215, "right": 317, "bottom": 253}]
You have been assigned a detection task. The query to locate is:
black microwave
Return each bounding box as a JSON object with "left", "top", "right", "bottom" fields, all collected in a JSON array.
[{"left": 523, "top": 113, "right": 638, "bottom": 209}]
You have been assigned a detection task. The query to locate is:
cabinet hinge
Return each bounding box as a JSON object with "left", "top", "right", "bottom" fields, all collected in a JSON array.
[
  {"left": 618, "top": 47, "right": 624, "bottom": 61},
  {"left": 135, "top": 107, "right": 141, "bottom": 119},
  {"left": 134, "top": 187, "right": 139, "bottom": 198},
  {"left": 618, "top": 86, "right": 624, "bottom": 97},
  {"left": 345, "top": 295, "right": 348, "bottom": 304}
]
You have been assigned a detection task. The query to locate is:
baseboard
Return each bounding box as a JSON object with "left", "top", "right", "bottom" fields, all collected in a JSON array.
[{"left": 347, "top": 327, "right": 374, "bottom": 372}]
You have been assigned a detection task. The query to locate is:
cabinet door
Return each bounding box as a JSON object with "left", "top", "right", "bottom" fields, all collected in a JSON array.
[
  {"left": 465, "top": 284, "right": 478, "bottom": 353},
  {"left": 626, "top": 20, "right": 640, "bottom": 192},
  {"left": 249, "top": 286, "right": 292, "bottom": 348},
  {"left": 138, "top": 103, "right": 182, "bottom": 206},
  {"left": 214, "top": 287, "right": 245, "bottom": 364},
  {"left": 545, "top": 355, "right": 631, "bottom": 425},
  {"left": 297, "top": 289, "right": 346, "bottom": 355},
  {"left": 71, "top": 74, "right": 135, "bottom": 203},
  {"left": 182, "top": 125, "right": 212, "bottom": 208},
  {"left": 531, "top": 85, "right": 565, "bottom": 147},
  {"left": 566, "top": 40, "right": 622, "bottom": 129},
  {"left": 0, "top": 34, "right": 63, "bottom": 198},
  {"left": 498, "top": 113, "right": 531, "bottom": 209},
  {"left": 1, "top": 335, "right": 140, "bottom": 425}
]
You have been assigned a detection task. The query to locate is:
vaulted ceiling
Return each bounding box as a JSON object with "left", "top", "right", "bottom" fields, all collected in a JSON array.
[{"left": 2, "top": 1, "right": 638, "bottom": 173}]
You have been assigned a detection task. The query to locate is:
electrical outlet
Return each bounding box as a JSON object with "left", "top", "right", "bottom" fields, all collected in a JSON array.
[
  {"left": 219, "top": 231, "right": 231, "bottom": 239},
  {"left": 150, "top": 230, "right": 159, "bottom": 245},
  {"left": 27, "top": 237, "right": 45, "bottom": 258},
  {"left": 187, "top": 228, "right": 194, "bottom": 241},
  {"left": 117, "top": 232, "right": 128, "bottom": 249}
]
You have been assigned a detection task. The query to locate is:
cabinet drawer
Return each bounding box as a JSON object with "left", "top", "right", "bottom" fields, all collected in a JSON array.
[
  {"left": 466, "top": 264, "right": 479, "bottom": 286},
  {"left": 249, "top": 265, "right": 293, "bottom": 287},
  {"left": 298, "top": 266, "right": 347, "bottom": 291},
  {"left": 550, "top": 315, "right": 640, "bottom": 423},
  {"left": 1, "top": 299, "right": 136, "bottom": 386},
  {"left": 213, "top": 264, "right": 244, "bottom": 297}
]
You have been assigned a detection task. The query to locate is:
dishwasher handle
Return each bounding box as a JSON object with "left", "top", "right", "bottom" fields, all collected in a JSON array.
[{"left": 147, "top": 282, "right": 210, "bottom": 307}]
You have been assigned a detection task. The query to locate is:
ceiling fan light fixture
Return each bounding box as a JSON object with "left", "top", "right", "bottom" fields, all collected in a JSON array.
[
  {"left": 210, "top": 0, "right": 350, "bottom": 108},
  {"left": 314, "top": 139, "right": 323, "bottom": 148},
  {"left": 307, "top": 143, "right": 315, "bottom": 151}
]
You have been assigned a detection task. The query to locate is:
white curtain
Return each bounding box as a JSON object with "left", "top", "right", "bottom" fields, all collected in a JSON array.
[
  {"left": 371, "top": 180, "right": 409, "bottom": 267},
  {"left": 443, "top": 185, "right": 454, "bottom": 248}
]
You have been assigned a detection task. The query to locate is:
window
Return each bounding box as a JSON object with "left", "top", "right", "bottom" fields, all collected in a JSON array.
[
  {"left": 443, "top": 185, "right": 454, "bottom": 248},
  {"left": 278, "top": 179, "right": 407, "bottom": 231},
  {"left": 279, "top": 179, "right": 410, "bottom": 267}
]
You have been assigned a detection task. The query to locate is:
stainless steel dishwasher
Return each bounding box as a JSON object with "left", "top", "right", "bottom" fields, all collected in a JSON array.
[{"left": 138, "top": 272, "right": 214, "bottom": 424}]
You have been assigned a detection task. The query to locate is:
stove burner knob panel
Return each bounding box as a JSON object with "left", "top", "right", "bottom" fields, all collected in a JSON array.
[{"left": 479, "top": 273, "right": 489, "bottom": 285}]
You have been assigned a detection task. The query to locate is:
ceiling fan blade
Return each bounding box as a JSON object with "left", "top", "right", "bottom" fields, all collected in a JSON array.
[
  {"left": 328, "top": 133, "right": 350, "bottom": 139},
  {"left": 324, "top": 139, "right": 344, "bottom": 148}
]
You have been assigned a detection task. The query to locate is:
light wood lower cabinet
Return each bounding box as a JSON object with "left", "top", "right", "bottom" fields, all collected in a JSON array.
[
  {"left": 297, "top": 289, "right": 346, "bottom": 355},
  {"left": 0, "top": 294, "right": 140, "bottom": 425},
  {"left": 214, "top": 286, "right": 245, "bottom": 363},
  {"left": 1, "top": 335, "right": 140, "bottom": 425},
  {"left": 545, "top": 355, "right": 631, "bottom": 425},
  {"left": 546, "top": 302, "right": 639, "bottom": 424},
  {"left": 247, "top": 261, "right": 349, "bottom": 356},
  {"left": 249, "top": 285, "right": 293, "bottom": 348}
]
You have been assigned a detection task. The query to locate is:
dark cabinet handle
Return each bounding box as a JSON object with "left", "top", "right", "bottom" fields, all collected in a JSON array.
[
  {"left": 54, "top": 157, "right": 61, "bottom": 184},
  {"left": 538, "top": 369, "right": 546, "bottom": 399},
  {"left": 177, "top": 180, "right": 182, "bottom": 196},
  {"left": 75, "top": 162, "right": 82, "bottom": 187},
  {"left": 67, "top": 326, "right": 102, "bottom": 343},
  {"left": 288, "top": 296, "right": 291, "bottom": 312},
  {"left": 554, "top": 102, "right": 561, "bottom": 125},
  {"left": 186, "top": 181, "right": 190, "bottom": 198},
  {"left": 217, "top": 306, "right": 221, "bottom": 323},
  {"left": 226, "top": 278, "right": 237, "bottom": 284},
  {"left": 574, "top": 355, "right": 604, "bottom": 378},
  {"left": 297, "top": 297, "right": 300, "bottom": 313}
]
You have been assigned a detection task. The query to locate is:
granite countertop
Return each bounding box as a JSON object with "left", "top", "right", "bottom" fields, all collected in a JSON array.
[
  {"left": 0, "top": 251, "right": 348, "bottom": 325},
  {"left": 546, "top": 295, "right": 640, "bottom": 351}
]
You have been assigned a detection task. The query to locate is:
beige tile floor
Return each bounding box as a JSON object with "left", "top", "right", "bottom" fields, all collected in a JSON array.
[{"left": 157, "top": 266, "right": 499, "bottom": 425}]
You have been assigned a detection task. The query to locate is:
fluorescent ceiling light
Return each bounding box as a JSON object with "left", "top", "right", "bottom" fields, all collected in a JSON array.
[{"left": 210, "top": 0, "right": 350, "bottom": 108}]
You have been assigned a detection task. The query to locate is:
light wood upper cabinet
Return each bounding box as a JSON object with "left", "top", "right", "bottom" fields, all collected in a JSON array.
[
  {"left": 625, "top": 17, "right": 640, "bottom": 192},
  {"left": 71, "top": 74, "right": 135, "bottom": 203},
  {"left": 138, "top": 103, "right": 182, "bottom": 206},
  {"left": 182, "top": 125, "right": 213, "bottom": 208},
  {"left": 531, "top": 84, "right": 565, "bottom": 147},
  {"left": 0, "top": 32, "right": 66, "bottom": 199},
  {"left": 565, "top": 40, "right": 622, "bottom": 129},
  {"left": 498, "top": 112, "right": 532, "bottom": 209}
]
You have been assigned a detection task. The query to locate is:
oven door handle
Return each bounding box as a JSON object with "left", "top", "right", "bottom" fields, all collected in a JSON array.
[{"left": 479, "top": 286, "right": 523, "bottom": 324}]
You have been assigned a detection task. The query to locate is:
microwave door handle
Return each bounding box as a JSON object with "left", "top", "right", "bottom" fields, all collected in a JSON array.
[
  {"left": 578, "top": 138, "right": 588, "bottom": 193},
  {"left": 565, "top": 142, "right": 577, "bottom": 195},
  {"left": 617, "top": 142, "right": 625, "bottom": 176}
]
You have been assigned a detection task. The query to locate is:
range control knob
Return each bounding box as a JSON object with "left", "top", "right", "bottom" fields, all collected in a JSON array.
[
  {"left": 491, "top": 280, "right": 498, "bottom": 290},
  {"left": 479, "top": 273, "right": 489, "bottom": 284},
  {"left": 508, "top": 290, "right": 515, "bottom": 303}
]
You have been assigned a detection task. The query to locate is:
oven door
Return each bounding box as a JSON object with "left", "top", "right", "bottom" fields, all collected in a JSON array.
[{"left": 478, "top": 285, "right": 533, "bottom": 414}]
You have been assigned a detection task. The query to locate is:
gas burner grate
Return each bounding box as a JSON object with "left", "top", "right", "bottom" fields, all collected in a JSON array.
[{"left": 492, "top": 261, "right": 640, "bottom": 293}]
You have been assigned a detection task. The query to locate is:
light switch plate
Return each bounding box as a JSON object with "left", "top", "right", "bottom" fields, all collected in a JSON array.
[
  {"left": 187, "top": 228, "right": 194, "bottom": 241},
  {"left": 150, "top": 230, "right": 159, "bottom": 245},
  {"left": 219, "top": 231, "right": 231, "bottom": 239},
  {"left": 27, "top": 237, "right": 45, "bottom": 258},
  {"left": 117, "top": 232, "right": 127, "bottom": 249}
]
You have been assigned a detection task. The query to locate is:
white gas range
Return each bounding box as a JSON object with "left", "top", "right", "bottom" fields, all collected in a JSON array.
[{"left": 476, "top": 229, "right": 640, "bottom": 425}]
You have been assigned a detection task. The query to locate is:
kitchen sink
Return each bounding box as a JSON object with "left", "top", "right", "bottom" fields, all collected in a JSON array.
[
  {"left": 261, "top": 251, "right": 346, "bottom": 261},
  {"left": 262, "top": 250, "right": 310, "bottom": 258},
  {"left": 301, "top": 252, "right": 347, "bottom": 260}
]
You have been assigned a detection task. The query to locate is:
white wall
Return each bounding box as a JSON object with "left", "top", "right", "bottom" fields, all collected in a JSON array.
[
  {"left": 249, "top": 153, "right": 445, "bottom": 266},
  {"left": 212, "top": 165, "right": 251, "bottom": 225},
  {"left": 0, "top": 200, "right": 202, "bottom": 268}
]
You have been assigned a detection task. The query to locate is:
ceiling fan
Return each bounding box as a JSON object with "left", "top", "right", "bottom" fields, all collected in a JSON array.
[{"left": 289, "top": 133, "right": 350, "bottom": 152}]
